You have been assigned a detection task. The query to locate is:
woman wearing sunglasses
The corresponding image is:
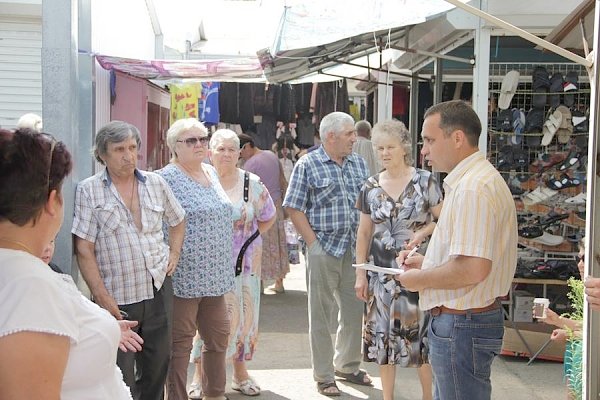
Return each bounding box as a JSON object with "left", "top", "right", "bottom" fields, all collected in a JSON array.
[
  {"left": 0, "top": 128, "right": 136, "bottom": 399},
  {"left": 157, "top": 118, "right": 234, "bottom": 400}
]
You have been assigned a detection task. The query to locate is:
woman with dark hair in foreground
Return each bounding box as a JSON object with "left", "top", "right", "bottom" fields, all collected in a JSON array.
[{"left": 0, "top": 128, "right": 141, "bottom": 399}]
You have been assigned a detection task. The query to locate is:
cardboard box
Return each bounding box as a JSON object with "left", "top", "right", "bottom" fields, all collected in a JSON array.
[
  {"left": 513, "top": 290, "right": 534, "bottom": 309},
  {"left": 502, "top": 322, "right": 565, "bottom": 361},
  {"left": 513, "top": 308, "right": 533, "bottom": 323}
]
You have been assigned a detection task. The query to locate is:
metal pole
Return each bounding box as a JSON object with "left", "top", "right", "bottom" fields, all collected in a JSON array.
[
  {"left": 409, "top": 73, "right": 420, "bottom": 165},
  {"left": 443, "top": 0, "right": 591, "bottom": 67},
  {"left": 42, "top": 0, "right": 78, "bottom": 274},
  {"left": 433, "top": 58, "right": 443, "bottom": 105},
  {"left": 472, "top": 0, "right": 490, "bottom": 155},
  {"left": 584, "top": 3, "right": 600, "bottom": 398}
]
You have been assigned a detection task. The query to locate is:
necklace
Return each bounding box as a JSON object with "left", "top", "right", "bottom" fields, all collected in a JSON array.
[
  {"left": 129, "top": 178, "right": 137, "bottom": 212},
  {"left": 0, "top": 238, "right": 35, "bottom": 255}
]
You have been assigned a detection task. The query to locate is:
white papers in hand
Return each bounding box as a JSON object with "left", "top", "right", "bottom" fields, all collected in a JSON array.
[{"left": 352, "top": 263, "right": 404, "bottom": 275}]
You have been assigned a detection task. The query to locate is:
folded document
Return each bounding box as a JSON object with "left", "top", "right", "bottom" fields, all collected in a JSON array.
[{"left": 352, "top": 263, "right": 404, "bottom": 275}]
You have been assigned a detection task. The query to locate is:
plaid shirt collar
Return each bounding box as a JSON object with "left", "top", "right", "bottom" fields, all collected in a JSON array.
[
  {"left": 315, "top": 143, "right": 360, "bottom": 166},
  {"left": 102, "top": 168, "right": 147, "bottom": 187}
]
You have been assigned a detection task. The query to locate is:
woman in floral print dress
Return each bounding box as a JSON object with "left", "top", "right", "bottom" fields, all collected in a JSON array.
[
  {"left": 354, "top": 120, "right": 442, "bottom": 400},
  {"left": 190, "top": 129, "right": 276, "bottom": 398}
]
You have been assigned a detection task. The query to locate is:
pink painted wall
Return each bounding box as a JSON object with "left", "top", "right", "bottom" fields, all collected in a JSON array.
[{"left": 111, "top": 71, "right": 149, "bottom": 169}]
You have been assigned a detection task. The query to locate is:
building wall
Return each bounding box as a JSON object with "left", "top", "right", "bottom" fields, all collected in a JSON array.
[{"left": 0, "top": 13, "right": 42, "bottom": 128}]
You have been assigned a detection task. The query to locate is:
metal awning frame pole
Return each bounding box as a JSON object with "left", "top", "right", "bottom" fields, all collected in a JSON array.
[{"left": 443, "top": 0, "right": 592, "bottom": 68}]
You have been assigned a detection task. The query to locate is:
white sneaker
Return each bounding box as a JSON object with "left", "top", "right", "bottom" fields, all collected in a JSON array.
[{"left": 565, "top": 192, "right": 586, "bottom": 205}]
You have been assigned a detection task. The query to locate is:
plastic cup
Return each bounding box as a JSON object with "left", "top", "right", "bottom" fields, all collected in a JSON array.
[{"left": 533, "top": 298, "right": 550, "bottom": 319}]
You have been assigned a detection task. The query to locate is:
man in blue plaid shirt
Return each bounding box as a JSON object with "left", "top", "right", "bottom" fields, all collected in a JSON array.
[{"left": 283, "top": 111, "right": 371, "bottom": 396}]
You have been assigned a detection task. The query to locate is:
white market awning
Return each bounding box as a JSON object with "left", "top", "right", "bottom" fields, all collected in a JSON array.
[{"left": 257, "top": 0, "right": 456, "bottom": 83}]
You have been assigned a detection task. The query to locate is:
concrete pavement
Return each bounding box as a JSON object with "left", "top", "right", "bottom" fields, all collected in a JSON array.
[{"left": 190, "top": 258, "right": 568, "bottom": 399}]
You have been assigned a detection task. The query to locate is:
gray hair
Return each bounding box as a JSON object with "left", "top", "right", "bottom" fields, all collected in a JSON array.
[
  {"left": 210, "top": 129, "right": 240, "bottom": 150},
  {"left": 166, "top": 118, "right": 208, "bottom": 161},
  {"left": 372, "top": 119, "right": 414, "bottom": 166},
  {"left": 355, "top": 120, "right": 372, "bottom": 138},
  {"left": 17, "top": 113, "right": 43, "bottom": 132},
  {"left": 94, "top": 121, "right": 141, "bottom": 164},
  {"left": 319, "top": 112, "right": 355, "bottom": 142}
]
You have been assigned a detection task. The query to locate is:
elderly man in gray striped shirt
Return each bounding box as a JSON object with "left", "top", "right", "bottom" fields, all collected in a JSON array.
[{"left": 72, "top": 121, "right": 185, "bottom": 400}]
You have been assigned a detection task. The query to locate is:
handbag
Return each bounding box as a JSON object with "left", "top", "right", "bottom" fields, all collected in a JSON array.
[{"left": 235, "top": 171, "right": 260, "bottom": 276}]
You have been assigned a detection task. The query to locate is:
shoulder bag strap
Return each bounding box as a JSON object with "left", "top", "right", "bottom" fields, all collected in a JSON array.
[{"left": 236, "top": 171, "right": 258, "bottom": 276}]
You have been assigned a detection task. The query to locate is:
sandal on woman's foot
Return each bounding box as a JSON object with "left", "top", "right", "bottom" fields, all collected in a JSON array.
[
  {"left": 232, "top": 376, "right": 260, "bottom": 396},
  {"left": 188, "top": 382, "right": 203, "bottom": 400},
  {"left": 317, "top": 381, "right": 341, "bottom": 397},
  {"left": 334, "top": 369, "right": 373, "bottom": 386}
]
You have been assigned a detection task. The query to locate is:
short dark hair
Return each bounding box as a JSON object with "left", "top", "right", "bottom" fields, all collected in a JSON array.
[
  {"left": 94, "top": 121, "right": 141, "bottom": 164},
  {"left": 0, "top": 128, "right": 72, "bottom": 226},
  {"left": 238, "top": 132, "right": 255, "bottom": 148},
  {"left": 424, "top": 100, "right": 481, "bottom": 147}
]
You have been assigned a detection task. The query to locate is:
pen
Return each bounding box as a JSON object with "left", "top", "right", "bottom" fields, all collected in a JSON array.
[
  {"left": 398, "top": 245, "right": 420, "bottom": 269},
  {"left": 406, "top": 245, "right": 420, "bottom": 259}
]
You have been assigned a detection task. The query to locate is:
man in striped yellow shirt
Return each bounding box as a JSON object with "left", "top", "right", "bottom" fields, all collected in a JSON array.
[{"left": 396, "top": 100, "right": 517, "bottom": 400}]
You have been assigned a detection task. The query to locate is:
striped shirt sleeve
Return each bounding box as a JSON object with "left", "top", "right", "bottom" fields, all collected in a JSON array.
[{"left": 448, "top": 188, "right": 495, "bottom": 261}]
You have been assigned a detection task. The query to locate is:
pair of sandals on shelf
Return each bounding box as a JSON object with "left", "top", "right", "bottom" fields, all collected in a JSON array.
[
  {"left": 530, "top": 149, "right": 585, "bottom": 174},
  {"left": 518, "top": 211, "right": 569, "bottom": 244},
  {"left": 546, "top": 173, "right": 582, "bottom": 191},
  {"left": 530, "top": 260, "right": 580, "bottom": 280},
  {"left": 522, "top": 186, "right": 558, "bottom": 206},
  {"left": 516, "top": 259, "right": 579, "bottom": 280}
]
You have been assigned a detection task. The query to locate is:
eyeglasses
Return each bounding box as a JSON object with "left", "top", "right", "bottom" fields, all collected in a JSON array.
[
  {"left": 41, "top": 133, "right": 57, "bottom": 193},
  {"left": 177, "top": 136, "right": 209, "bottom": 147},
  {"left": 577, "top": 255, "right": 585, "bottom": 263}
]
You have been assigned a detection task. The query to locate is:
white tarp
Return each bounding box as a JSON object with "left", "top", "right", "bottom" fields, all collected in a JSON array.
[{"left": 272, "top": 0, "right": 455, "bottom": 54}]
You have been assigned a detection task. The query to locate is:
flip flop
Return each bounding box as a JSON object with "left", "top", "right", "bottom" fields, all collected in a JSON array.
[
  {"left": 524, "top": 108, "right": 544, "bottom": 147},
  {"left": 512, "top": 108, "right": 526, "bottom": 145},
  {"left": 497, "top": 109, "right": 513, "bottom": 132},
  {"left": 548, "top": 72, "right": 564, "bottom": 109},
  {"left": 563, "top": 71, "right": 579, "bottom": 107},
  {"left": 531, "top": 66, "right": 550, "bottom": 108},
  {"left": 498, "top": 70, "right": 520, "bottom": 110}
]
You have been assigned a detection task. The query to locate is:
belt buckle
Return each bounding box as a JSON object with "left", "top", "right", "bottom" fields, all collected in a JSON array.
[{"left": 430, "top": 306, "right": 442, "bottom": 317}]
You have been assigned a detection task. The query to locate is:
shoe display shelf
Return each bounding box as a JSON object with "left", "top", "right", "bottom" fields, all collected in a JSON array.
[{"left": 489, "top": 63, "right": 588, "bottom": 362}]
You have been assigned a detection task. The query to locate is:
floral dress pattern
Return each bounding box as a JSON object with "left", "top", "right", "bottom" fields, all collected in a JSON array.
[
  {"left": 192, "top": 169, "right": 276, "bottom": 362},
  {"left": 226, "top": 169, "right": 275, "bottom": 361},
  {"left": 356, "top": 169, "right": 442, "bottom": 366}
]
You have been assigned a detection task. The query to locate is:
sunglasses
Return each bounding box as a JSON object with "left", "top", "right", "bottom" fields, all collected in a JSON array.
[
  {"left": 177, "top": 136, "right": 209, "bottom": 147},
  {"left": 41, "top": 133, "right": 57, "bottom": 193},
  {"left": 577, "top": 255, "right": 585, "bottom": 263}
]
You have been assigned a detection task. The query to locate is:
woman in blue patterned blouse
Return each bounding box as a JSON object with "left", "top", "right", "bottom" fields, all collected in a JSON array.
[{"left": 157, "top": 118, "right": 234, "bottom": 400}]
